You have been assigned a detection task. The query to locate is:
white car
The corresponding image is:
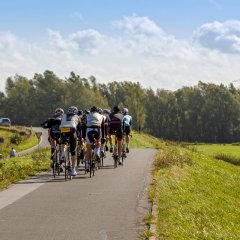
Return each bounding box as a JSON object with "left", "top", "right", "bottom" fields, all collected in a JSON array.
[{"left": 0, "top": 118, "right": 11, "bottom": 126}]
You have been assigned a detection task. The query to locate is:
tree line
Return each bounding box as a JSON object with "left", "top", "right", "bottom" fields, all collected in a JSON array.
[{"left": 0, "top": 70, "right": 240, "bottom": 143}]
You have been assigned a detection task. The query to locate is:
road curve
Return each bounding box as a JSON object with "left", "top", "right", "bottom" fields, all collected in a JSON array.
[{"left": 0, "top": 141, "right": 156, "bottom": 240}]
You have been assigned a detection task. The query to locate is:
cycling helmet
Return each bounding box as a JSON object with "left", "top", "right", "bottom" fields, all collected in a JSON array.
[
  {"left": 103, "top": 109, "right": 111, "bottom": 115},
  {"left": 77, "top": 110, "right": 83, "bottom": 116},
  {"left": 122, "top": 108, "right": 128, "bottom": 115},
  {"left": 54, "top": 108, "right": 64, "bottom": 117},
  {"left": 90, "top": 106, "right": 98, "bottom": 112},
  {"left": 67, "top": 106, "right": 78, "bottom": 115},
  {"left": 113, "top": 106, "right": 120, "bottom": 113},
  {"left": 84, "top": 109, "right": 90, "bottom": 115}
]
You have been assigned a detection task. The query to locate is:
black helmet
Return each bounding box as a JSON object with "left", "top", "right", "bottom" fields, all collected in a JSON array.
[
  {"left": 113, "top": 106, "right": 120, "bottom": 113},
  {"left": 103, "top": 109, "right": 111, "bottom": 115},
  {"left": 90, "top": 106, "right": 98, "bottom": 112}
]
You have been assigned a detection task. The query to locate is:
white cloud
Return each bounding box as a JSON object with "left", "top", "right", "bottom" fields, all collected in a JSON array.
[
  {"left": 193, "top": 20, "right": 240, "bottom": 54},
  {"left": 48, "top": 28, "right": 105, "bottom": 55},
  {"left": 1, "top": 16, "right": 240, "bottom": 92}
]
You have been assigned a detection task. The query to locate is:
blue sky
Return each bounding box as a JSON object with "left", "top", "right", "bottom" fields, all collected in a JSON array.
[{"left": 1, "top": 0, "right": 240, "bottom": 91}]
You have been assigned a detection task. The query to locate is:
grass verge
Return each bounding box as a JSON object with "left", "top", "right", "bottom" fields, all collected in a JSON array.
[
  {"left": 0, "top": 148, "right": 50, "bottom": 190},
  {"left": 0, "top": 126, "right": 39, "bottom": 157},
  {"left": 153, "top": 143, "right": 240, "bottom": 239}
]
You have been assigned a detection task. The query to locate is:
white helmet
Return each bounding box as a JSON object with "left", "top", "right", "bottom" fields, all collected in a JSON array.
[
  {"left": 67, "top": 106, "right": 78, "bottom": 115},
  {"left": 122, "top": 108, "right": 128, "bottom": 115},
  {"left": 54, "top": 108, "right": 64, "bottom": 117}
]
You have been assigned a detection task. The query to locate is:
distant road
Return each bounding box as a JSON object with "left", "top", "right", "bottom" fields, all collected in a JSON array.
[
  {"left": 0, "top": 130, "right": 156, "bottom": 240},
  {"left": 17, "top": 127, "right": 49, "bottom": 156}
]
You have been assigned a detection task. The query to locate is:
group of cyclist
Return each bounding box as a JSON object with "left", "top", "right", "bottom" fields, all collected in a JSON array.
[{"left": 41, "top": 105, "right": 132, "bottom": 177}]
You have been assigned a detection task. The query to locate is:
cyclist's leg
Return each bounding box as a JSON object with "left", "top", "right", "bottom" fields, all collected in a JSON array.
[
  {"left": 117, "top": 128, "right": 123, "bottom": 160},
  {"left": 69, "top": 132, "right": 77, "bottom": 176},
  {"left": 125, "top": 126, "right": 131, "bottom": 153},
  {"left": 85, "top": 129, "right": 94, "bottom": 171},
  {"left": 108, "top": 126, "right": 114, "bottom": 152}
]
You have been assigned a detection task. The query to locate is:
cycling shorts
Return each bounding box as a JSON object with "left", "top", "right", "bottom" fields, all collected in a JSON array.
[
  {"left": 108, "top": 122, "right": 123, "bottom": 139},
  {"left": 60, "top": 129, "right": 77, "bottom": 156},
  {"left": 124, "top": 126, "right": 131, "bottom": 135},
  {"left": 86, "top": 127, "right": 101, "bottom": 144}
]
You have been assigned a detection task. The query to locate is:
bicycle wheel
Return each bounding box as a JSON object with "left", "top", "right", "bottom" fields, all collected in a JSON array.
[
  {"left": 52, "top": 159, "right": 57, "bottom": 178},
  {"left": 113, "top": 144, "right": 118, "bottom": 168},
  {"left": 89, "top": 151, "right": 93, "bottom": 178},
  {"left": 121, "top": 141, "right": 126, "bottom": 166},
  {"left": 100, "top": 151, "right": 104, "bottom": 167}
]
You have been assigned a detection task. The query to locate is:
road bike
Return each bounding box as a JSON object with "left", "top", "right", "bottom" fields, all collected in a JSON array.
[
  {"left": 76, "top": 138, "right": 87, "bottom": 174},
  {"left": 52, "top": 142, "right": 61, "bottom": 178},
  {"left": 121, "top": 134, "right": 127, "bottom": 165},
  {"left": 60, "top": 127, "right": 73, "bottom": 180},
  {"left": 89, "top": 136, "right": 100, "bottom": 178}
]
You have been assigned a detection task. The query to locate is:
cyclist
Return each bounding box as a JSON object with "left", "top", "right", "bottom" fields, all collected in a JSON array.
[
  {"left": 41, "top": 108, "right": 64, "bottom": 168},
  {"left": 60, "top": 106, "right": 82, "bottom": 176},
  {"left": 85, "top": 106, "right": 105, "bottom": 171},
  {"left": 102, "top": 109, "right": 111, "bottom": 152},
  {"left": 108, "top": 106, "right": 124, "bottom": 163},
  {"left": 122, "top": 108, "right": 132, "bottom": 153}
]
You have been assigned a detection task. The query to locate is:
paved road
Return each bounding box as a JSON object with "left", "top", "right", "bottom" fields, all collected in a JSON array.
[
  {"left": 17, "top": 127, "right": 49, "bottom": 157},
  {"left": 0, "top": 134, "right": 156, "bottom": 240}
]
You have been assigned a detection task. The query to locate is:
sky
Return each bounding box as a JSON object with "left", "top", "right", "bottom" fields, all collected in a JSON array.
[{"left": 1, "top": 0, "right": 240, "bottom": 92}]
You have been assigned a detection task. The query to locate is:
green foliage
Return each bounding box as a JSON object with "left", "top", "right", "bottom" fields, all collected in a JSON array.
[
  {"left": 215, "top": 153, "right": 240, "bottom": 165},
  {"left": 10, "top": 133, "right": 22, "bottom": 144},
  {"left": 0, "top": 126, "right": 38, "bottom": 157},
  {"left": 153, "top": 142, "right": 240, "bottom": 239},
  {"left": 2, "top": 71, "right": 240, "bottom": 142},
  {"left": 0, "top": 148, "right": 50, "bottom": 190}
]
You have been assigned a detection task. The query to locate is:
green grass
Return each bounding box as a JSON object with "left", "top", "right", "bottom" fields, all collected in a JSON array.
[
  {"left": 0, "top": 126, "right": 39, "bottom": 157},
  {"left": 130, "top": 130, "right": 164, "bottom": 149},
  {"left": 153, "top": 144, "right": 240, "bottom": 239},
  {"left": 0, "top": 149, "right": 50, "bottom": 190},
  {"left": 194, "top": 144, "right": 240, "bottom": 165},
  {"left": 194, "top": 144, "right": 240, "bottom": 157}
]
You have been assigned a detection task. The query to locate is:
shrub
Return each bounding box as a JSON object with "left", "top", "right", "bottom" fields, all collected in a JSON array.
[{"left": 10, "top": 133, "right": 22, "bottom": 145}]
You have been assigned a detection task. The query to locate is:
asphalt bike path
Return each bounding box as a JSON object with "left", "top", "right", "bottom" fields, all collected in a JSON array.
[{"left": 0, "top": 130, "right": 156, "bottom": 240}]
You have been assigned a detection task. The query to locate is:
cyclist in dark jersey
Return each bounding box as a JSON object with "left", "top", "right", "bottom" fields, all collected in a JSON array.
[
  {"left": 41, "top": 108, "right": 64, "bottom": 167},
  {"left": 108, "top": 106, "right": 124, "bottom": 162}
]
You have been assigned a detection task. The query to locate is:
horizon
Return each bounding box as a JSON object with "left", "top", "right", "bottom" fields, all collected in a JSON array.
[{"left": 1, "top": 0, "right": 240, "bottom": 91}]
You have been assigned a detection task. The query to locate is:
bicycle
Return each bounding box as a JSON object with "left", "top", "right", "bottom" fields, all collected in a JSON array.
[
  {"left": 112, "top": 132, "right": 119, "bottom": 168},
  {"left": 60, "top": 127, "right": 73, "bottom": 180},
  {"left": 52, "top": 142, "right": 61, "bottom": 178},
  {"left": 89, "top": 136, "right": 99, "bottom": 178},
  {"left": 121, "top": 134, "right": 127, "bottom": 165},
  {"left": 76, "top": 138, "right": 87, "bottom": 174}
]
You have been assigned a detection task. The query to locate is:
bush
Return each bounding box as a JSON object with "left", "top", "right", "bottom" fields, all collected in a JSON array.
[
  {"left": 10, "top": 133, "right": 22, "bottom": 145},
  {"left": 215, "top": 153, "right": 240, "bottom": 166},
  {"left": 154, "top": 147, "right": 193, "bottom": 169}
]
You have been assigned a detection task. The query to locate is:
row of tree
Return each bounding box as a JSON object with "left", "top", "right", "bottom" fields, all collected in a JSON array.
[{"left": 0, "top": 70, "right": 240, "bottom": 143}]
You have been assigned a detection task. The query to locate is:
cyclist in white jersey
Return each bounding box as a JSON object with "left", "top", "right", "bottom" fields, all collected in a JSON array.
[
  {"left": 122, "top": 108, "right": 132, "bottom": 153},
  {"left": 60, "top": 106, "right": 81, "bottom": 176},
  {"left": 85, "top": 106, "right": 105, "bottom": 170}
]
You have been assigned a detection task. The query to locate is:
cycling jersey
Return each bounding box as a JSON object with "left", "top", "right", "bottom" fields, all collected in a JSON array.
[
  {"left": 41, "top": 117, "right": 62, "bottom": 140},
  {"left": 123, "top": 114, "right": 132, "bottom": 127},
  {"left": 60, "top": 114, "right": 81, "bottom": 156},
  {"left": 86, "top": 112, "right": 105, "bottom": 143},
  {"left": 109, "top": 112, "right": 124, "bottom": 139}
]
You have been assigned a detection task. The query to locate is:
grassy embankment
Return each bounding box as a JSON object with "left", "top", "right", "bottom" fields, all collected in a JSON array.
[
  {"left": 0, "top": 126, "right": 49, "bottom": 190},
  {"left": 131, "top": 132, "right": 240, "bottom": 239},
  {"left": 0, "top": 149, "right": 50, "bottom": 190},
  {"left": 0, "top": 126, "right": 39, "bottom": 157}
]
